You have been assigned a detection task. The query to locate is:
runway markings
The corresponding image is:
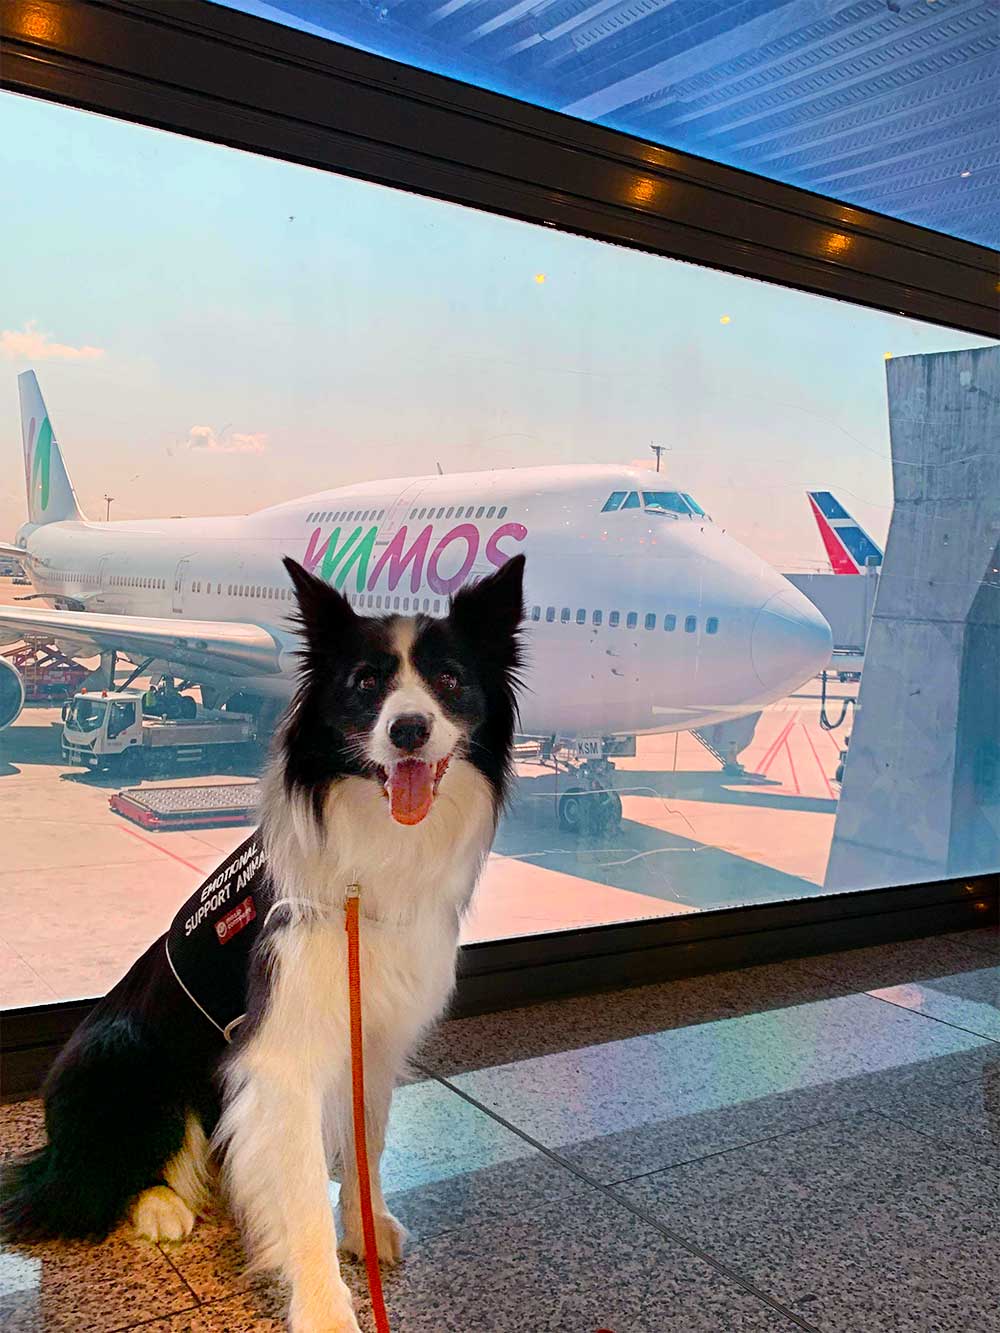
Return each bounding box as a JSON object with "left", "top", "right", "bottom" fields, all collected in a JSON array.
[
  {"left": 119, "top": 825, "right": 204, "bottom": 873},
  {"left": 754, "top": 714, "right": 798, "bottom": 775},
  {"left": 801, "top": 723, "right": 835, "bottom": 799},
  {"left": 782, "top": 733, "right": 800, "bottom": 795},
  {"left": 822, "top": 726, "right": 845, "bottom": 760},
  {"left": 746, "top": 707, "right": 843, "bottom": 801}
]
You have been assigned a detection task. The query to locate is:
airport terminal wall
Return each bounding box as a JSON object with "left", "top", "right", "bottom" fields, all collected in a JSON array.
[
  {"left": 827, "top": 345, "right": 1000, "bottom": 890},
  {"left": 0, "top": 89, "right": 997, "bottom": 1008}
]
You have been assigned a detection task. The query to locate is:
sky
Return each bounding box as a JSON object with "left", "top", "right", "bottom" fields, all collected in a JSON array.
[{"left": 1, "top": 90, "right": 994, "bottom": 570}]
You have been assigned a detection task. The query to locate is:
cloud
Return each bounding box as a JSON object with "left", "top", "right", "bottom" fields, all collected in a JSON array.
[
  {"left": 0, "top": 321, "right": 105, "bottom": 361},
  {"left": 185, "top": 425, "right": 268, "bottom": 455},
  {"left": 627, "top": 456, "right": 658, "bottom": 470}
]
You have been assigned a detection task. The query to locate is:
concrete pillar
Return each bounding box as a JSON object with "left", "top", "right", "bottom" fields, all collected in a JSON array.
[{"left": 825, "top": 344, "right": 1000, "bottom": 890}]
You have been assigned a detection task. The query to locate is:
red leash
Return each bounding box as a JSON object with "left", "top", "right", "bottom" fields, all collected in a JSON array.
[{"left": 345, "top": 886, "right": 391, "bottom": 1333}]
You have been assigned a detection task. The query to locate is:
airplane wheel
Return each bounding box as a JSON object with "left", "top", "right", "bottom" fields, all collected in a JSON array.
[
  {"left": 601, "top": 790, "right": 623, "bottom": 833},
  {"left": 558, "top": 788, "right": 587, "bottom": 833},
  {"left": 558, "top": 788, "right": 622, "bottom": 835},
  {"left": 586, "top": 788, "right": 622, "bottom": 835},
  {"left": 178, "top": 695, "right": 197, "bottom": 720}
]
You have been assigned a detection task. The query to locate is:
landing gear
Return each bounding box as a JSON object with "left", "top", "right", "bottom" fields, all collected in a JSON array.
[
  {"left": 516, "top": 738, "right": 629, "bottom": 836},
  {"left": 558, "top": 784, "right": 623, "bottom": 835},
  {"left": 555, "top": 758, "right": 623, "bottom": 836}
]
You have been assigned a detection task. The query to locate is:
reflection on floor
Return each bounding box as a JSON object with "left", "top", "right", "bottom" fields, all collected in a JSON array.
[{"left": 2, "top": 925, "right": 998, "bottom": 1331}]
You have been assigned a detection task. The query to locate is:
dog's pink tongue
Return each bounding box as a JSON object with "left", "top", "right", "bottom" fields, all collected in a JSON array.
[{"left": 387, "top": 759, "right": 435, "bottom": 826}]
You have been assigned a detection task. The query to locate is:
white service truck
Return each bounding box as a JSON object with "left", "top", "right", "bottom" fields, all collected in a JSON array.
[{"left": 61, "top": 690, "right": 257, "bottom": 776}]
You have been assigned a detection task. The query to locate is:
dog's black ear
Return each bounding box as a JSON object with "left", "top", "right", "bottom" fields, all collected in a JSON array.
[
  {"left": 283, "top": 556, "right": 356, "bottom": 643},
  {"left": 450, "top": 554, "right": 525, "bottom": 645}
]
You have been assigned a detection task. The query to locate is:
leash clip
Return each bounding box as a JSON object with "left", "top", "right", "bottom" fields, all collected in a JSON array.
[{"left": 345, "top": 881, "right": 361, "bottom": 903}]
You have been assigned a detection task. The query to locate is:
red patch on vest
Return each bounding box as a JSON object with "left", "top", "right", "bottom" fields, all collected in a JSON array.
[{"left": 215, "top": 895, "right": 257, "bottom": 944}]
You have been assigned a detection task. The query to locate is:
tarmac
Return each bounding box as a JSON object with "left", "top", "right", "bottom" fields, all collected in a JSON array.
[{"left": 0, "top": 578, "right": 856, "bottom": 1008}]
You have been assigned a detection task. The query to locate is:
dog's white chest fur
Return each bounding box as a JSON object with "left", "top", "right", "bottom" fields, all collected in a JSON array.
[{"left": 246, "top": 754, "right": 496, "bottom": 1073}]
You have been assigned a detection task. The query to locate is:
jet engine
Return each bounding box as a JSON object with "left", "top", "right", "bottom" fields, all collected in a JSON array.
[{"left": 0, "top": 657, "right": 26, "bottom": 730}]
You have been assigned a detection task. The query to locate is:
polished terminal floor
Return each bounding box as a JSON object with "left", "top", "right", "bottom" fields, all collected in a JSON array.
[{"left": 2, "top": 925, "right": 998, "bottom": 1332}]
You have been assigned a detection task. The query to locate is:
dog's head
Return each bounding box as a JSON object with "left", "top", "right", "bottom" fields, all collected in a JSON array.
[{"left": 280, "top": 554, "right": 525, "bottom": 825}]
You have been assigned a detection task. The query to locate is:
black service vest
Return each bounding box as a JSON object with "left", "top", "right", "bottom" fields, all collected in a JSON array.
[{"left": 165, "top": 832, "right": 273, "bottom": 1040}]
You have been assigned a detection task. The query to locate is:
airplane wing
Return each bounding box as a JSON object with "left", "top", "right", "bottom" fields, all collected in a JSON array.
[{"left": 0, "top": 605, "right": 286, "bottom": 678}]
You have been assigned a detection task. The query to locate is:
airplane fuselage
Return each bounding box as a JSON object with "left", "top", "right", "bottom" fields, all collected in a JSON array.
[{"left": 13, "top": 465, "right": 832, "bottom": 737}]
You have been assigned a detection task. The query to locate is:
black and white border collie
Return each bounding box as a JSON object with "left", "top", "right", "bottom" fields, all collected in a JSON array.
[{"left": 2, "top": 553, "right": 525, "bottom": 1333}]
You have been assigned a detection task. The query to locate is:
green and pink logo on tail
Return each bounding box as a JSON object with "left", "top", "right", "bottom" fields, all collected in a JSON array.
[{"left": 27, "top": 416, "right": 52, "bottom": 512}]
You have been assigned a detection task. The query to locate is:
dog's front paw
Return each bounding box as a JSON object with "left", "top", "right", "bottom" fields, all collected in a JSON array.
[
  {"left": 339, "top": 1209, "right": 408, "bottom": 1265},
  {"left": 288, "top": 1284, "right": 360, "bottom": 1333},
  {"left": 131, "top": 1185, "right": 196, "bottom": 1243}
]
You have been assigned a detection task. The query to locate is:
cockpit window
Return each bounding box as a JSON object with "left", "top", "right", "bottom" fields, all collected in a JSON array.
[
  {"left": 642, "top": 491, "right": 688, "bottom": 514},
  {"left": 602, "top": 489, "right": 709, "bottom": 517}
]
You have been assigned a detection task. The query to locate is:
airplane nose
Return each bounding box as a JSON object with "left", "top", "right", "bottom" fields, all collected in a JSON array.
[{"left": 751, "top": 590, "right": 832, "bottom": 697}]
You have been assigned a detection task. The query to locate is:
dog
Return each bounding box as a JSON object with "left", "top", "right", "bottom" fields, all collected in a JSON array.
[{"left": 1, "top": 551, "right": 526, "bottom": 1333}]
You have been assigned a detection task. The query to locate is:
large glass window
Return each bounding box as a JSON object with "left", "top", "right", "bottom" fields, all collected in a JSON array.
[
  {"left": 217, "top": 0, "right": 999, "bottom": 247},
  {"left": 0, "top": 90, "right": 995, "bottom": 1008}
]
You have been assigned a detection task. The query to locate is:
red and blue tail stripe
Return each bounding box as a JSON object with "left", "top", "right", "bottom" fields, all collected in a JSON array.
[{"left": 807, "top": 492, "right": 882, "bottom": 575}]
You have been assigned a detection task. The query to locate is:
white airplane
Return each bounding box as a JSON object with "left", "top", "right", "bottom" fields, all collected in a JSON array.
[{"left": 0, "top": 372, "right": 831, "bottom": 753}]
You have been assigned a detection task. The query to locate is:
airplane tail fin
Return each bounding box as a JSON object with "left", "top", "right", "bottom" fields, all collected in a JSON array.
[
  {"left": 18, "top": 371, "right": 85, "bottom": 526},
  {"left": 807, "top": 491, "right": 882, "bottom": 575}
]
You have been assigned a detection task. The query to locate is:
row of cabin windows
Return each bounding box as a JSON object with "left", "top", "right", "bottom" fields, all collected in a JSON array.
[
  {"left": 529, "top": 606, "right": 719, "bottom": 635},
  {"left": 306, "top": 504, "right": 510, "bottom": 524},
  {"left": 47, "top": 570, "right": 102, "bottom": 586},
  {"left": 41, "top": 572, "right": 440, "bottom": 609},
  {"left": 345, "top": 592, "right": 443, "bottom": 614},
  {"left": 102, "top": 576, "right": 445, "bottom": 609},
  {"left": 308, "top": 507, "right": 385, "bottom": 523},
  {"left": 111, "top": 575, "right": 165, "bottom": 589},
  {"left": 408, "top": 504, "right": 508, "bottom": 521},
  {"left": 190, "top": 582, "right": 441, "bottom": 614},
  {"left": 222, "top": 584, "right": 294, "bottom": 600},
  {"left": 47, "top": 572, "right": 166, "bottom": 589}
]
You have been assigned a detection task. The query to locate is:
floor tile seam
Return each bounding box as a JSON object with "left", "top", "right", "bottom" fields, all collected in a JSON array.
[
  {"left": 109, "top": 1294, "right": 204, "bottom": 1332},
  {"left": 414, "top": 1064, "right": 823, "bottom": 1333},
  {"left": 868, "top": 1106, "right": 998, "bottom": 1162},
  {"left": 154, "top": 1241, "right": 204, "bottom": 1309},
  {"left": 0, "top": 1244, "right": 194, "bottom": 1312},
  {"left": 859, "top": 988, "right": 1000, "bottom": 1044},
  {"left": 602, "top": 1113, "right": 864, "bottom": 1186}
]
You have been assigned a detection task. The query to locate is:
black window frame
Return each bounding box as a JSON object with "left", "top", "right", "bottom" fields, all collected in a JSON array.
[{"left": 1, "top": 0, "right": 997, "bottom": 1092}]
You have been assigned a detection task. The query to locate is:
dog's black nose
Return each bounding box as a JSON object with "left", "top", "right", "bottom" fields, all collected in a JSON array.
[{"left": 388, "top": 713, "right": 431, "bottom": 753}]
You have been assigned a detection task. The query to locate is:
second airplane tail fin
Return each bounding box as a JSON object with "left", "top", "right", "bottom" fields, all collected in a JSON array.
[
  {"left": 807, "top": 491, "right": 882, "bottom": 575},
  {"left": 18, "top": 371, "right": 85, "bottom": 526}
]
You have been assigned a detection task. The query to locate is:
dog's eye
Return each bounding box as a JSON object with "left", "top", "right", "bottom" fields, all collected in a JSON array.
[
  {"left": 356, "top": 671, "right": 378, "bottom": 693},
  {"left": 437, "top": 671, "right": 460, "bottom": 694}
]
